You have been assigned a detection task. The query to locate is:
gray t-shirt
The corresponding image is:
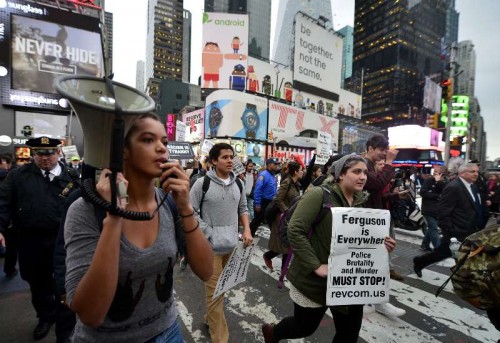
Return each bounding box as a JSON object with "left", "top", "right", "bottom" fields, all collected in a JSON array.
[{"left": 65, "top": 189, "right": 179, "bottom": 342}]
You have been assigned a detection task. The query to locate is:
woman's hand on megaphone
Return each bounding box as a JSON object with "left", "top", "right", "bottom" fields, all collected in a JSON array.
[
  {"left": 160, "top": 161, "right": 192, "bottom": 212},
  {"left": 96, "top": 168, "right": 129, "bottom": 210}
]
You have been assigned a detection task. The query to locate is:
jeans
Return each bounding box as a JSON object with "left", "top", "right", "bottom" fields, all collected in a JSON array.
[
  {"left": 273, "top": 302, "right": 363, "bottom": 343},
  {"left": 205, "top": 253, "right": 231, "bottom": 343},
  {"left": 246, "top": 196, "right": 254, "bottom": 221},
  {"left": 422, "top": 215, "right": 441, "bottom": 249},
  {"left": 146, "top": 320, "right": 184, "bottom": 343}
]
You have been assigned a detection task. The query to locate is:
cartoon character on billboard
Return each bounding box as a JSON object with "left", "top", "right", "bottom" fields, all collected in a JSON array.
[
  {"left": 326, "top": 102, "right": 334, "bottom": 116},
  {"left": 284, "top": 81, "right": 293, "bottom": 102},
  {"left": 232, "top": 36, "right": 241, "bottom": 53},
  {"left": 262, "top": 75, "right": 272, "bottom": 95},
  {"left": 295, "top": 91, "right": 304, "bottom": 109},
  {"left": 317, "top": 100, "right": 324, "bottom": 114},
  {"left": 229, "top": 64, "right": 246, "bottom": 91},
  {"left": 202, "top": 42, "right": 223, "bottom": 88},
  {"left": 247, "top": 65, "right": 259, "bottom": 92}
]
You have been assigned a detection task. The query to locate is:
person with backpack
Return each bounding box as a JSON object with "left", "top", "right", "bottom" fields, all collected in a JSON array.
[
  {"left": 250, "top": 158, "right": 280, "bottom": 236},
  {"left": 261, "top": 154, "right": 397, "bottom": 343},
  {"left": 190, "top": 143, "right": 253, "bottom": 343},
  {"left": 263, "top": 162, "right": 303, "bottom": 288},
  {"left": 64, "top": 113, "right": 213, "bottom": 342}
]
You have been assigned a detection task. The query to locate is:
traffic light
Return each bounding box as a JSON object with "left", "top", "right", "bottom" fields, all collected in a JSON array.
[
  {"left": 441, "top": 79, "right": 453, "bottom": 101},
  {"left": 428, "top": 113, "right": 439, "bottom": 128}
]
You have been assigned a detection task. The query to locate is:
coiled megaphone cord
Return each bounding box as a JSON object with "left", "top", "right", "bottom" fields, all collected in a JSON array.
[{"left": 81, "top": 178, "right": 168, "bottom": 221}]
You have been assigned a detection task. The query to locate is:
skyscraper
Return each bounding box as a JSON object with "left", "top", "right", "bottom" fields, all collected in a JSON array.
[
  {"left": 145, "top": 0, "right": 184, "bottom": 100},
  {"left": 182, "top": 9, "right": 192, "bottom": 83},
  {"left": 204, "top": 0, "right": 271, "bottom": 59},
  {"left": 338, "top": 25, "right": 354, "bottom": 88},
  {"left": 136, "top": 60, "right": 145, "bottom": 91},
  {"left": 455, "top": 40, "right": 475, "bottom": 97},
  {"left": 353, "top": 0, "right": 457, "bottom": 128},
  {"left": 273, "top": 0, "right": 333, "bottom": 66}
]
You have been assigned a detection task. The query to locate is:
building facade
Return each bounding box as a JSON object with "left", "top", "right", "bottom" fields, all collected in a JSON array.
[
  {"left": 204, "top": 0, "right": 271, "bottom": 59},
  {"left": 273, "top": 0, "right": 333, "bottom": 67},
  {"left": 353, "top": 0, "right": 457, "bottom": 128},
  {"left": 455, "top": 40, "right": 476, "bottom": 97},
  {"left": 182, "top": 9, "right": 191, "bottom": 83},
  {"left": 136, "top": 60, "right": 145, "bottom": 91},
  {"left": 145, "top": 0, "right": 184, "bottom": 100},
  {"left": 338, "top": 25, "right": 354, "bottom": 88}
]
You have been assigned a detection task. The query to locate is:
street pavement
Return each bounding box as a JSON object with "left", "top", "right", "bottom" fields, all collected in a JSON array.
[{"left": 1, "top": 224, "right": 499, "bottom": 343}]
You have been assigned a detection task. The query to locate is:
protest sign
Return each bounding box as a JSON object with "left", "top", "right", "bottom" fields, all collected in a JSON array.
[
  {"left": 61, "top": 145, "right": 79, "bottom": 164},
  {"left": 213, "top": 238, "right": 260, "bottom": 299},
  {"left": 326, "top": 208, "right": 390, "bottom": 306},
  {"left": 176, "top": 120, "right": 186, "bottom": 142},
  {"left": 232, "top": 156, "right": 246, "bottom": 176},
  {"left": 201, "top": 139, "right": 214, "bottom": 155},
  {"left": 316, "top": 132, "right": 331, "bottom": 165},
  {"left": 167, "top": 142, "right": 194, "bottom": 160}
]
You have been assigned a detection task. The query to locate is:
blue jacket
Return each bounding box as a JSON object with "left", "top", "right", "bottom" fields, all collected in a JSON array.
[{"left": 253, "top": 170, "right": 277, "bottom": 206}]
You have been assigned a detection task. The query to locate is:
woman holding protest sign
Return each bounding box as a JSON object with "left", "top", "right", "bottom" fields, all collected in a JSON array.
[{"left": 262, "top": 154, "right": 396, "bottom": 343}]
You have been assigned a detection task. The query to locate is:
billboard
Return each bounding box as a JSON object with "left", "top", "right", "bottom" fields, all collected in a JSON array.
[
  {"left": 205, "top": 90, "right": 268, "bottom": 141},
  {"left": 0, "top": 2, "right": 104, "bottom": 111},
  {"left": 202, "top": 12, "right": 249, "bottom": 90},
  {"left": 293, "top": 12, "right": 343, "bottom": 98},
  {"left": 11, "top": 15, "right": 104, "bottom": 94},
  {"left": 268, "top": 100, "right": 339, "bottom": 151},
  {"left": 440, "top": 95, "right": 469, "bottom": 138},
  {"left": 423, "top": 76, "right": 442, "bottom": 113},
  {"left": 246, "top": 56, "right": 293, "bottom": 101},
  {"left": 182, "top": 108, "right": 205, "bottom": 143}
]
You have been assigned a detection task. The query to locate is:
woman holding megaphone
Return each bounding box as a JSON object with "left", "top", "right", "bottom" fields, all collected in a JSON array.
[{"left": 64, "top": 113, "right": 213, "bottom": 342}]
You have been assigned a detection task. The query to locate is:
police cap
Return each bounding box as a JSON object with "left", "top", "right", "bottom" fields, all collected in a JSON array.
[{"left": 26, "top": 136, "right": 61, "bottom": 155}]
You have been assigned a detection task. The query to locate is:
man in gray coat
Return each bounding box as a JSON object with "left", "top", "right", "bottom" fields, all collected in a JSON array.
[{"left": 190, "top": 143, "right": 252, "bottom": 343}]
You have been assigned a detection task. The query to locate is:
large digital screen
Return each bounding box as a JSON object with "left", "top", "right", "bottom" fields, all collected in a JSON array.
[
  {"left": 0, "top": 2, "right": 103, "bottom": 111},
  {"left": 11, "top": 15, "right": 104, "bottom": 94}
]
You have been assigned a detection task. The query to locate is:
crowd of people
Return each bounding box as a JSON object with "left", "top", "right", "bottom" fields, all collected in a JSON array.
[{"left": 0, "top": 125, "right": 499, "bottom": 342}]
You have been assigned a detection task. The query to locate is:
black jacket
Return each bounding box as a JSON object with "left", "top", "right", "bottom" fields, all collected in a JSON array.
[
  {"left": 0, "top": 162, "right": 79, "bottom": 235},
  {"left": 420, "top": 176, "right": 446, "bottom": 217},
  {"left": 438, "top": 178, "right": 479, "bottom": 241}
]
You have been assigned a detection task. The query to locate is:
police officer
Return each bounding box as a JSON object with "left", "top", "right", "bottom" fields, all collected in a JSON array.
[{"left": 0, "top": 137, "right": 79, "bottom": 340}]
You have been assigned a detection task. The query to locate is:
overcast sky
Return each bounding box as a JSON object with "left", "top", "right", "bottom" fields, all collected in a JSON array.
[{"left": 105, "top": 0, "right": 500, "bottom": 160}]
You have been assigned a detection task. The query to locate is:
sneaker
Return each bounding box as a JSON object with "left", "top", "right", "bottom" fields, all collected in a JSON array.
[
  {"left": 389, "top": 269, "right": 404, "bottom": 281},
  {"left": 374, "top": 303, "right": 406, "bottom": 317}
]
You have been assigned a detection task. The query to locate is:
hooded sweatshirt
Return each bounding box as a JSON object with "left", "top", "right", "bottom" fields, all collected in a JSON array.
[{"left": 190, "top": 169, "right": 248, "bottom": 255}]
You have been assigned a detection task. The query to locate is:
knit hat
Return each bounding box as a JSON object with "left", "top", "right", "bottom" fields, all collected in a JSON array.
[{"left": 329, "top": 153, "right": 363, "bottom": 179}]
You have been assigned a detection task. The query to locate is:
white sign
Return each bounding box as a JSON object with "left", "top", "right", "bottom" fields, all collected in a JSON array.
[
  {"left": 213, "top": 238, "right": 260, "bottom": 299},
  {"left": 316, "top": 132, "right": 331, "bottom": 165},
  {"left": 61, "top": 145, "right": 79, "bottom": 163},
  {"left": 327, "top": 208, "right": 390, "bottom": 306},
  {"left": 183, "top": 108, "right": 205, "bottom": 142},
  {"left": 293, "top": 13, "right": 343, "bottom": 93},
  {"left": 176, "top": 120, "right": 186, "bottom": 142},
  {"left": 232, "top": 156, "right": 245, "bottom": 176},
  {"left": 200, "top": 139, "right": 214, "bottom": 155}
]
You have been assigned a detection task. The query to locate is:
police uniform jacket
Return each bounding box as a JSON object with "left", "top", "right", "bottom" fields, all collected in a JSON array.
[{"left": 0, "top": 161, "right": 79, "bottom": 236}]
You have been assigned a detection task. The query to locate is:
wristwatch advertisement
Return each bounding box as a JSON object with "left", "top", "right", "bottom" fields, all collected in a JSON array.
[
  {"left": 208, "top": 101, "right": 223, "bottom": 137},
  {"left": 241, "top": 103, "right": 260, "bottom": 139}
]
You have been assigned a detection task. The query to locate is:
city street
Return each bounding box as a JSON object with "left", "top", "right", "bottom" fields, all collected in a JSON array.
[{"left": 1, "top": 225, "right": 499, "bottom": 343}]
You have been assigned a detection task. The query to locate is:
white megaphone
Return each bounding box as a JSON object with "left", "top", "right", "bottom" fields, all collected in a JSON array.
[{"left": 55, "top": 75, "right": 155, "bottom": 169}]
